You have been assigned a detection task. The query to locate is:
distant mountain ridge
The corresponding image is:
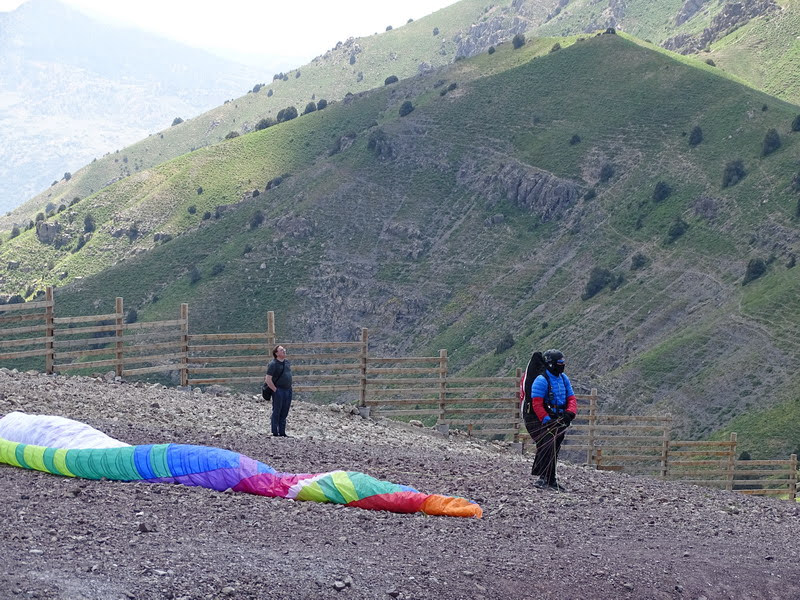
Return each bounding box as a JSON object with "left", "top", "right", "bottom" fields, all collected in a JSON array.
[{"left": 0, "top": 0, "right": 263, "bottom": 212}]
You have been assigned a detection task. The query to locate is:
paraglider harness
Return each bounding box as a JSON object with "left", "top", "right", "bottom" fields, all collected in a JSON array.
[{"left": 519, "top": 351, "right": 566, "bottom": 421}]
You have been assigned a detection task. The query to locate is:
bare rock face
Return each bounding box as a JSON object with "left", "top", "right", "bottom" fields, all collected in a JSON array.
[
  {"left": 453, "top": 12, "right": 527, "bottom": 59},
  {"left": 674, "top": 0, "right": 711, "bottom": 25},
  {"left": 458, "top": 158, "right": 581, "bottom": 222},
  {"left": 35, "top": 221, "right": 61, "bottom": 245},
  {"left": 664, "top": 0, "right": 778, "bottom": 53}
]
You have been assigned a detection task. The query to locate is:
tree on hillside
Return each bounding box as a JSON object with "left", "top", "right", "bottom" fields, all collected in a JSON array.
[
  {"left": 399, "top": 101, "right": 414, "bottom": 117},
  {"left": 188, "top": 265, "right": 201, "bottom": 285},
  {"left": 792, "top": 115, "right": 800, "bottom": 132},
  {"left": 761, "top": 128, "right": 781, "bottom": 156},
  {"left": 303, "top": 102, "right": 317, "bottom": 115},
  {"left": 652, "top": 181, "right": 672, "bottom": 203},
  {"left": 10, "top": 225, "right": 20, "bottom": 239},
  {"left": 384, "top": 75, "right": 399, "bottom": 85},
  {"left": 171, "top": 117, "right": 183, "bottom": 126},
  {"left": 256, "top": 118, "right": 275, "bottom": 131},
  {"left": 317, "top": 99, "right": 328, "bottom": 110},
  {"left": 599, "top": 163, "right": 614, "bottom": 183},
  {"left": 722, "top": 159, "right": 746, "bottom": 188},
  {"left": 512, "top": 33, "right": 525, "bottom": 49},
  {"left": 688, "top": 126, "right": 703, "bottom": 147},
  {"left": 433, "top": 27, "right": 439, "bottom": 36},
  {"left": 277, "top": 106, "right": 298, "bottom": 123},
  {"left": 742, "top": 258, "right": 766, "bottom": 285},
  {"left": 225, "top": 131, "right": 239, "bottom": 139},
  {"left": 665, "top": 217, "right": 689, "bottom": 243},
  {"left": 249, "top": 210, "right": 264, "bottom": 230},
  {"left": 64, "top": 172, "right": 71, "bottom": 181},
  {"left": 83, "top": 214, "right": 96, "bottom": 233}
]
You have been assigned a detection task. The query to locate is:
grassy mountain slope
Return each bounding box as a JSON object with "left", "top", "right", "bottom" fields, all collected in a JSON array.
[
  {"left": 708, "top": 0, "right": 800, "bottom": 104},
  {"left": 4, "top": 34, "right": 798, "bottom": 457}
]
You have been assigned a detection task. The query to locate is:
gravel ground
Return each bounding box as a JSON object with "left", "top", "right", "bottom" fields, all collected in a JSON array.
[{"left": 1, "top": 369, "right": 798, "bottom": 600}]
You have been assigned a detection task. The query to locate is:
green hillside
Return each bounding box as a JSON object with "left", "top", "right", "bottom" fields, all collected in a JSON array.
[
  {"left": 4, "top": 33, "right": 798, "bottom": 457},
  {"left": 708, "top": 0, "right": 800, "bottom": 105}
]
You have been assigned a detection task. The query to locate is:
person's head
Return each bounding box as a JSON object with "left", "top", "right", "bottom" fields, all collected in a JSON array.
[
  {"left": 543, "top": 349, "right": 565, "bottom": 375},
  {"left": 273, "top": 345, "right": 286, "bottom": 360}
]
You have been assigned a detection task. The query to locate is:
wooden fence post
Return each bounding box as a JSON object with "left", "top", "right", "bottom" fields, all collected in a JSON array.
[
  {"left": 586, "top": 389, "right": 597, "bottom": 466},
  {"left": 115, "top": 297, "right": 124, "bottom": 377},
  {"left": 790, "top": 454, "right": 798, "bottom": 499},
  {"left": 438, "top": 349, "right": 447, "bottom": 424},
  {"left": 266, "top": 311, "right": 276, "bottom": 350},
  {"left": 660, "top": 418, "right": 670, "bottom": 480},
  {"left": 726, "top": 432, "right": 737, "bottom": 491},
  {"left": 513, "top": 367, "right": 522, "bottom": 443},
  {"left": 44, "top": 286, "right": 54, "bottom": 374},
  {"left": 359, "top": 328, "right": 368, "bottom": 407},
  {"left": 180, "top": 303, "right": 189, "bottom": 387}
]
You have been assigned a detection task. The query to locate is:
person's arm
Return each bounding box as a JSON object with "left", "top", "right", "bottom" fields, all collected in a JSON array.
[
  {"left": 265, "top": 375, "right": 277, "bottom": 392},
  {"left": 564, "top": 376, "right": 577, "bottom": 419},
  {"left": 530, "top": 376, "right": 550, "bottom": 423}
]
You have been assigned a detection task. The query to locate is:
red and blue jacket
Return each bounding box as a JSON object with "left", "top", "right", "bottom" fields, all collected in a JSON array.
[{"left": 531, "top": 371, "right": 577, "bottom": 423}]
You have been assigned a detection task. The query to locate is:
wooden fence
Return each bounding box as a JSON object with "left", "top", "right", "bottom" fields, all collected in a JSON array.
[{"left": 0, "top": 292, "right": 796, "bottom": 498}]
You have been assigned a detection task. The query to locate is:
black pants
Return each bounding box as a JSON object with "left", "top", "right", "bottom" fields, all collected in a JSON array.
[
  {"left": 524, "top": 416, "right": 566, "bottom": 483},
  {"left": 271, "top": 387, "right": 292, "bottom": 436}
]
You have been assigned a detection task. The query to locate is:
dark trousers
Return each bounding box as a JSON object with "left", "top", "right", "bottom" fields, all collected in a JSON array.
[
  {"left": 524, "top": 416, "right": 566, "bottom": 483},
  {"left": 271, "top": 387, "right": 292, "bottom": 436}
]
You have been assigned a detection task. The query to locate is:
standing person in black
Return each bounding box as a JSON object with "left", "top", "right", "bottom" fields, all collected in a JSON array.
[{"left": 265, "top": 345, "right": 293, "bottom": 437}]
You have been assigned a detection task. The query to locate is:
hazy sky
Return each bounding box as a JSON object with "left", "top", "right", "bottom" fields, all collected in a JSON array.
[{"left": 1, "top": 0, "right": 460, "bottom": 68}]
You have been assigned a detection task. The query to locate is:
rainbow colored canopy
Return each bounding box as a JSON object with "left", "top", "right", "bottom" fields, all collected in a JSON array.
[{"left": 0, "top": 412, "right": 482, "bottom": 518}]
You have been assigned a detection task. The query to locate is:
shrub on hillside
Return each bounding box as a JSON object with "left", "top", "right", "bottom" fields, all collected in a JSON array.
[
  {"left": 64, "top": 172, "right": 71, "bottom": 181},
  {"left": 599, "top": 163, "right": 614, "bottom": 183},
  {"left": 582, "top": 267, "right": 614, "bottom": 300},
  {"left": 243, "top": 244, "right": 253, "bottom": 256},
  {"left": 652, "top": 181, "right": 672, "bottom": 203},
  {"left": 125, "top": 309, "right": 138, "bottom": 324},
  {"left": 569, "top": 134, "right": 581, "bottom": 145},
  {"left": 742, "top": 258, "right": 766, "bottom": 285},
  {"left": 705, "top": 59, "right": 715, "bottom": 66},
  {"left": 384, "top": 75, "right": 399, "bottom": 85},
  {"left": 349, "top": 54, "right": 356, "bottom": 65},
  {"left": 550, "top": 42, "right": 561, "bottom": 53},
  {"left": 792, "top": 115, "right": 800, "bottom": 132},
  {"left": 295, "top": 71, "right": 301, "bottom": 78},
  {"left": 488, "top": 46, "right": 495, "bottom": 55},
  {"left": 761, "top": 128, "right": 781, "bottom": 156},
  {"left": 277, "top": 106, "right": 298, "bottom": 123},
  {"left": 249, "top": 210, "right": 265, "bottom": 230},
  {"left": 512, "top": 33, "right": 525, "bottom": 49},
  {"left": 70, "top": 197, "right": 80, "bottom": 206},
  {"left": 722, "top": 159, "right": 746, "bottom": 188},
  {"left": 171, "top": 117, "right": 183, "bottom": 126},
  {"left": 584, "top": 188, "right": 596, "bottom": 201},
  {"left": 188, "top": 266, "right": 201, "bottom": 285},
  {"left": 10, "top": 225, "right": 20, "bottom": 239},
  {"left": 631, "top": 253, "right": 649, "bottom": 270},
  {"left": 399, "top": 101, "right": 414, "bottom": 117},
  {"left": 386, "top": 25, "right": 392, "bottom": 31},
  {"left": 688, "top": 126, "right": 703, "bottom": 147},
  {"left": 225, "top": 131, "right": 240, "bottom": 139},
  {"left": 494, "top": 332, "right": 514, "bottom": 355},
  {"left": 433, "top": 27, "right": 439, "bottom": 36},
  {"left": 197, "top": 187, "right": 203, "bottom": 195},
  {"left": 83, "top": 214, "right": 96, "bottom": 233},
  {"left": 267, "top": 89, "right": 273, "bottom": 97},
  {"left": 203, "top": 211, "right": 212, "bottom": 220},
  {"left": 210, "top": 263, "right": 225, "bottom": 277},
  {"left": 665, "top": 217, "right": 689, "bottom": 243},
  {"left": 252, "top": 83, "right": 264, "bottom": 93},
  {"left": 256, "top": 118, "right": 275, "bottom": 131},
  {"left": 303, "top": 102, "right": 317, "bottom": 115},
  {"left": 187, "top": 205, "right": 197, "bottom": 215},
  {"left": 317, "top": 99, "right": 328, "bottom": 110},
  {"left": 36, "top": 212, "right": 45, "bottom": 222}
]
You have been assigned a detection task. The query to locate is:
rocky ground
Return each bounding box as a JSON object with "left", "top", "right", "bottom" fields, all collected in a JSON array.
[{"left": 0, "top": 369, "right": 798, "bottom": 600}]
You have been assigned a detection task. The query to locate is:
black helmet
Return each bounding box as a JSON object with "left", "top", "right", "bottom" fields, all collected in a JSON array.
[{"left": 543, "top": 349, "right": 565, "bottom": 374}]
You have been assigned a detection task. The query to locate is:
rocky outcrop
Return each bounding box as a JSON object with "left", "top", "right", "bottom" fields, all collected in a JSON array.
[
  {"left": 674, "top": 0, "right": 711, "bottom": 26},
  {"left": 35, "top": 221, "right": 61, "bottom": 245},
  {"left": 664, "top": 0, "right": 778, "bottom": 54},
  {"left": 457, "top": 158, "right": 581, "bottom": 222},
  {"left": 453, "top": 15, "right": 527, "bottom": 59}
]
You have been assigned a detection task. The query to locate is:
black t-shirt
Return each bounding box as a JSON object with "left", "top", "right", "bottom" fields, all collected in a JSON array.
[{"left": 267, "top": 359, "right": 292, "bottom": 389}]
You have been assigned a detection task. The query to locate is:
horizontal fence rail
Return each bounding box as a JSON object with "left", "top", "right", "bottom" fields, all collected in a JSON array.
[{"left": 0, "top": 289, "right": 796, "bottom": 499}]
